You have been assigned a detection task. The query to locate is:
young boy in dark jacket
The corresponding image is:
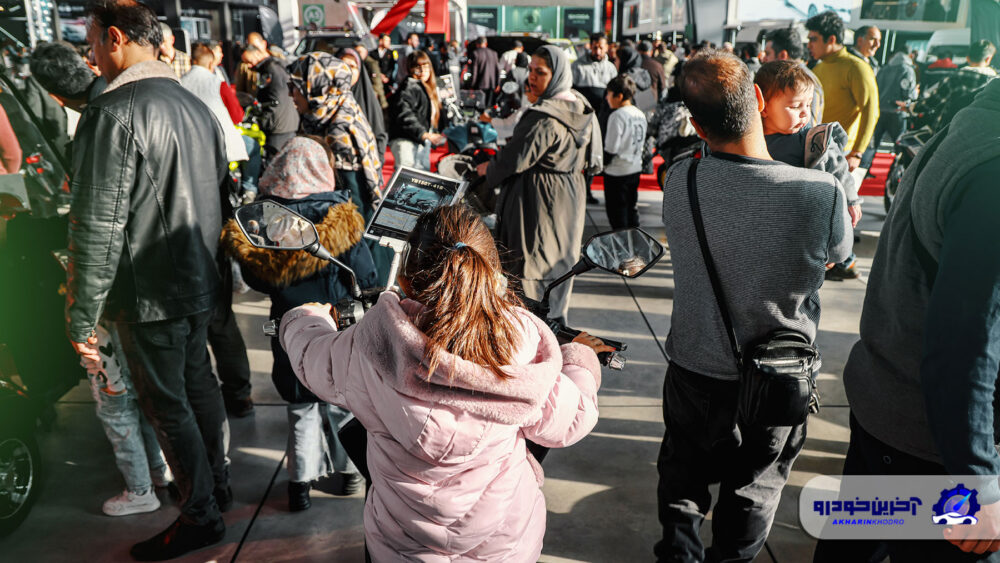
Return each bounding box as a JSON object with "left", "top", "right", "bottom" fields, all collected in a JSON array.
[{"left": 222, "top": 137, "right": 377, "bottom": 510}]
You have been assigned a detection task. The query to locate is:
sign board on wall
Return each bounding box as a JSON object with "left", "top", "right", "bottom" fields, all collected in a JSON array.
[
  {"left": 563, "top": 8, "right": 594, "bottom": 39},
  {"left": 468, "top": 7, "right": 499, "bottom": 31}
]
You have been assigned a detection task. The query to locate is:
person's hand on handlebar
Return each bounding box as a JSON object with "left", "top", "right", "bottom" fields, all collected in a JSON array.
[
  {"left": 303, "top": 302, "right": 338, "bottom": 326},
  {"left": 476, "top": 161, "right": 489, "bottom": 177},
  {"left": 572, "top": 331, "right": 616, "bottom": 354}
]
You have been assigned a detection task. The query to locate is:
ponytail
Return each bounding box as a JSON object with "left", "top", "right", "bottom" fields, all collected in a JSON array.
[{"left": 403, "top": 206, "right": 523, "bottom": 380}]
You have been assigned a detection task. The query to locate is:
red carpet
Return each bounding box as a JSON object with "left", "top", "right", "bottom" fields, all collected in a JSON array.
[
  {"left": 380, "top": 147, "right": 665, "bottom": 191},
  {"left": 381, "top": 148, "right": 886, "bottom": 195},
  {"left": 860, "top": 151, "right": 892, "bottom": 197}
]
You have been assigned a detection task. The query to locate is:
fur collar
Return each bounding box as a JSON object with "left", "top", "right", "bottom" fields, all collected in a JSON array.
[
  {"left": 221, "top": 201, "right": 365, "bottom": 287},
  {"left": 103, "top": 60, "right": 179, "bottom": 95},
  {"left": 354, "top": 292, "right": 562, "bottom": 426}
]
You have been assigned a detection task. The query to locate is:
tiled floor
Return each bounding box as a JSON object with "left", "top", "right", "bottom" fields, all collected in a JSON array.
[{"left": 0, "top": 193, "right": 886, "bottom": 562}]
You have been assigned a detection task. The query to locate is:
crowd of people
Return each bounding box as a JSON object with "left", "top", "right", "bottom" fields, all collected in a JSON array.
[{"left": 1, "top": 0, "right": 1000, "bottom": 561}]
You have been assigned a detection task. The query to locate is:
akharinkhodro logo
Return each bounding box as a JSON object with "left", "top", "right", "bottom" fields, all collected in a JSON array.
[{"left": 931, "top": 484, "right": 980, "bottom": 525}]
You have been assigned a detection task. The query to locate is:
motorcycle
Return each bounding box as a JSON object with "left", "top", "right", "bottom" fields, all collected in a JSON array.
[
  {"left": 233, "top": 200, "right": 665, "bottom": 471},
  {"left": 0, "top": 344, "right": 42, "bottom": 538},
  {"left": 0, "top": 176, "right": 44, "bottom": 537},
  {"left": 0, "top": 75, "right": 82, "bottom": 537},
  {"left": 884, "top": 125, "right": 933, "bottom": 213},
  {"left": 442, "top": 90, "right": 499, "bottom": 156}
]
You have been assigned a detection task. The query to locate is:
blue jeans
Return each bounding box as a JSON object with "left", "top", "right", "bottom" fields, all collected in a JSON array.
[
  {"left": 240, "top": 135, "right": 261, "bottom": 195},
  {"left": 656, "top": 362, "right": 806, "bottom": 562},
  {"left": 286, "top": 402, "right": 358, "bottom": 482},
  {"left": 86, "top": 323, "right": 168, "bottom": 494},
  {"left": 389, "top": 138, "right": 431, "bottom": 174}
]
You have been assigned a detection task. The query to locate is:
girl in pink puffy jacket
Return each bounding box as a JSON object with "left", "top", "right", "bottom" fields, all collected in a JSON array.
[{"left": 280, "top": 204, "right": 607, "bottom": 561}]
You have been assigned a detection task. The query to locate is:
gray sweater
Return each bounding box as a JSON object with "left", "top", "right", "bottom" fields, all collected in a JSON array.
[
  {"left": 662, "top": 153, "right": 852, "bottom": 379},
  {"left": 844, "top": 79, "right": 1000, "bottom": 465}
]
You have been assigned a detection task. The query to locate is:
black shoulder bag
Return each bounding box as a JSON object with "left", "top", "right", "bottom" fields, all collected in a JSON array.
[{"left": 686, "top": 159, "right": 821, "bottom": 427}]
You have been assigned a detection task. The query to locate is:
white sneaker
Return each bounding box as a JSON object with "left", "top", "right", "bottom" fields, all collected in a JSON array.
[{"left": 102, "top": 489, "right": 161, "bottom": 517}]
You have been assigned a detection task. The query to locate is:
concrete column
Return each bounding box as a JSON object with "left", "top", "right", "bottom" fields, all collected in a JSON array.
[{"left": 221, "top": 2, "right": 233, "bottom": 41}]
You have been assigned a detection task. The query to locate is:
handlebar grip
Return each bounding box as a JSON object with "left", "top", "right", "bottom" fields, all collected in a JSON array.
[
  {"left": 555, "top": 327, "right": 580, "bottom": 343},
  {"left": 598, "top": 337, "right": 625, "bottom": 351},
  {"left": 598, "top": 351, "right": 627, "bottom": 371}
]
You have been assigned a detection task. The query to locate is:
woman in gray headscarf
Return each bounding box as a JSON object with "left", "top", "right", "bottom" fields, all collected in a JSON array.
[{"left": 476, "top": 45, "right": 602, "bottom": 323}]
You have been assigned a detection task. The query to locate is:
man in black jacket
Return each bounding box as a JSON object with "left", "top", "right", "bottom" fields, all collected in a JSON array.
[
  {"left": 467, "top": 36, "right": 500, "bottom": 107},
  {"left": 242, "top": 44, "right": 299, "bottom": 156},
  {"left": 70, "top": 1, "right": 231, "bottom": 559}
]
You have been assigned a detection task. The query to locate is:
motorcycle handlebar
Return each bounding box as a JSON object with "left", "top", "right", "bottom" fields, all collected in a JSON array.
[{"left": 551, "top": 324, "right": 628, "bottom": 371}]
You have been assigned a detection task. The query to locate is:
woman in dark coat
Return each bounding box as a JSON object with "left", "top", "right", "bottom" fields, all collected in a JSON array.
[
  {"left": 477, "top": 45, "right": 602, "bottom": 323},
  {"left": 221, "top": 136, "right": 377, "bottom": 510}
]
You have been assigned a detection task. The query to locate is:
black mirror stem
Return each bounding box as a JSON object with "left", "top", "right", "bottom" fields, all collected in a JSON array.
[{"left": 540, "top": 260, "right": 592, "bottom": 309}]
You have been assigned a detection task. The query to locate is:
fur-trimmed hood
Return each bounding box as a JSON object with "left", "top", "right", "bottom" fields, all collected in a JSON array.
[
  {"left": 352, "top": 291, "right": 601, "bottom": 427},
  {"left": 220, "top": 199, "right": 365, "bottom": 288}
]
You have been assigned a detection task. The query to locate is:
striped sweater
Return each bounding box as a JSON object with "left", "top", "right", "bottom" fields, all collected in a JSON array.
[{"left": 661, "top": 153, "right": 852, "bottom": 379}]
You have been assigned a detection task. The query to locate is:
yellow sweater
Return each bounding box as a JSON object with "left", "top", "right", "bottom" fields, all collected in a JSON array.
[{"left": 813, "top": 47, "right": 880, "bottom": 154}]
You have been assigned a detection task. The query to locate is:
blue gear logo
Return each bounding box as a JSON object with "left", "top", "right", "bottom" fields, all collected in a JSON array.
[{"left": 932, "top": 484, "right": 980, "bottom": 525}]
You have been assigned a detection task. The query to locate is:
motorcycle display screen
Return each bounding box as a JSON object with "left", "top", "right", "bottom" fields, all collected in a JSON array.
[{"left": 365, "top": 167, "right": 468, "bottom": 242}]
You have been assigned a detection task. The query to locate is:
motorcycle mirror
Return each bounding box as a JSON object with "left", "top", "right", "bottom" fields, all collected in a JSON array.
[
  {"left": 235, "top": 201, "right": 319, "bottom": 251},
  {"left": 235, "top": 200, "right": 365, "bottom": 299},
  {"left": 582, "top": 228, "right": 665, "bottom": 278}
]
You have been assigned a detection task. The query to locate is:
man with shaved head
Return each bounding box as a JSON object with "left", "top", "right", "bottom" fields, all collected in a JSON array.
[{"left": 655, "top": 50, "right": 851, "bottom": 562}]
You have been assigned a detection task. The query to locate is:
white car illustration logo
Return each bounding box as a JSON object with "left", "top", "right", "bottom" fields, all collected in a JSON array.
[{"left": 932, "top": 511, "right": 978, "bottom": 525}]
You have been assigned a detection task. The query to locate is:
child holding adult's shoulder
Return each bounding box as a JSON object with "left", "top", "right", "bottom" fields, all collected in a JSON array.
[{"left": 756, "top": 60, "right": 863, "bottom": 280}]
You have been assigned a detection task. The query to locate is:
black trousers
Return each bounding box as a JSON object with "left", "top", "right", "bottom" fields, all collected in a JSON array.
[
  {"left": 603, "top": 172, "right": 641, "bottom": 230},
  {"left": 655, "top": 362, "right": 806, "bottom": 563},
  {"left": 812, "top": 414, "right": 1000, "bottom": 562},
  {"left": 117, "top": 311, "right": 229, "bottom": 526},
  {"left": 209, "top": 259, "right": 252, "bottom": 403}
]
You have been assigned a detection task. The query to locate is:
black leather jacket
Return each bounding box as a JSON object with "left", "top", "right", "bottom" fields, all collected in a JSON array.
[{"left": 66, "top": 61, "right": 227, "bottom": 342}]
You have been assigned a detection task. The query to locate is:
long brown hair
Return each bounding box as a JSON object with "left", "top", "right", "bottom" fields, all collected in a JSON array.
[
  {"left": 408, "top": 50, "right": 441, "bottom": 128},
  {"left": 402, "top": 205, "right": 523, "bottom": 380}
]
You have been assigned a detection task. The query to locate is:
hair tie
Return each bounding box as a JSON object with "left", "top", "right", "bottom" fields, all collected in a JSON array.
[{"left": 453, "top": 242, "right": 467, "bottom": 250}]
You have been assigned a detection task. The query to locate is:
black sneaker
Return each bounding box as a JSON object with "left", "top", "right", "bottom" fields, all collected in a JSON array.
[
  {"left": 825, "top": 263, "right": 860, "bottom": 281},
  {"left": 214, "top": 485, "right": 233, "bottom": 513},
  {"left": 586, "top": 195, "right": 600, "bottom": 205},
  {"left": 337, "top": 472, "right": 365, "bottom": 496},
  {"left": 130, "top": 517, "right": 225, "bottom": 561},
  {"left": 288, "top": 481, "right": 311, "bottom": 512},
  {"left": 224, "top": 397, "right": 254, "bottom": 418}
]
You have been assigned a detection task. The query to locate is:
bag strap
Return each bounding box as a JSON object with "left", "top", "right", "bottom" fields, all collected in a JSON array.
[
  {"left": 686, "top": 159, "right": 744, "bottom": 372},
  {"left": 908, "top": 125, "right": 949, "bottom": 287}
]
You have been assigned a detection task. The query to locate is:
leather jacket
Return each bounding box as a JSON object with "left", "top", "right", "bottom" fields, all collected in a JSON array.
[{"left": 66, "top": 61, "right": 227, "bottom": 342}]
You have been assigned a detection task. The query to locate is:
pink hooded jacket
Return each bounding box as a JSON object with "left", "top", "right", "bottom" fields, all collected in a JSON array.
[{"left": 280, "top": 292, "right": 602, "bottom": 562}]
